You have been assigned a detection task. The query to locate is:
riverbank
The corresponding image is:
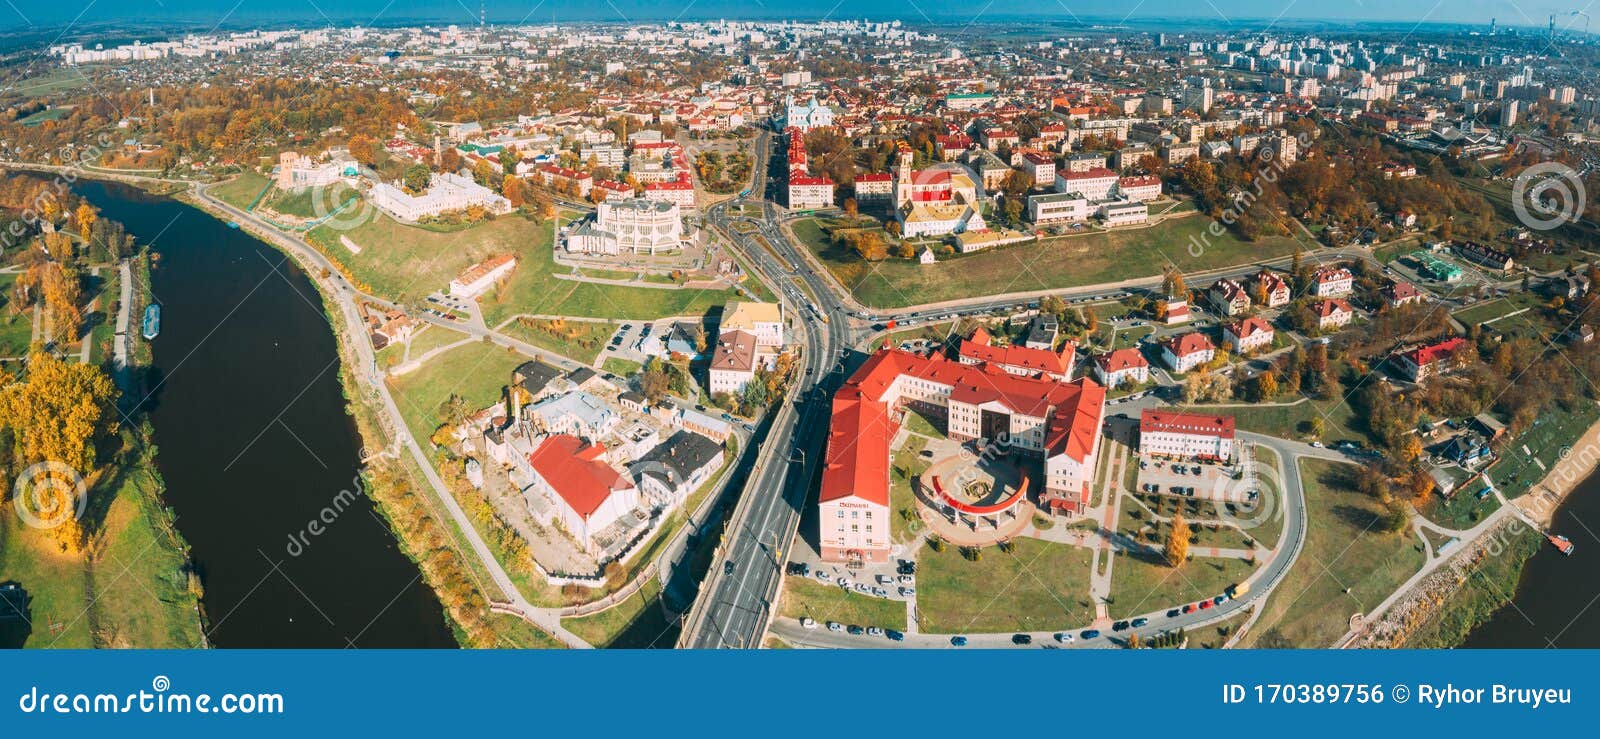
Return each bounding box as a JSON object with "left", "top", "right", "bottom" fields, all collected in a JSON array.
[
  {"left": 0, "top": 245, "right": 204, "bottom": 648},
  {"left": 169, "top": 186, "right": 560, "bottom": 648},
  {"left": 1353, "top": 410, "right": 1600, "bottom": 649}
]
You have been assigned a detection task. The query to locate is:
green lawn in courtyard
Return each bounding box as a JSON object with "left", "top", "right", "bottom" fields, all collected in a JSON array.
[
  {"left": 915, "top": 537, "right": 1094, "bottom": 634},
  {"left": 778, "top": 576, "right": 907, "bottom": 631}
]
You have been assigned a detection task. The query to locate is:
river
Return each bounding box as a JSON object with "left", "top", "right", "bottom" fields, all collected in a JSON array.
[
  {"left": 76, "top": 180, "right": 454, "bottom": 648},
  {"left": 1463, "top": 477, "right": 1600, "bottom": 648}
]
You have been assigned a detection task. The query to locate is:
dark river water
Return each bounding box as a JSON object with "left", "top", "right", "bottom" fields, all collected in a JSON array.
[
  {"left": 1462, "top": 477, "right": 1600, "bottom": 648},
  {"left": 77, "top": 180, "right": 453, "bottom": 648}
]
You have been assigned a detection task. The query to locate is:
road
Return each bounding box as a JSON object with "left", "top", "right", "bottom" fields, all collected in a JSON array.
[
  {"left": 191, "top": 182, "right": 593, "bottom": 649},
  {"left": 679, "top": 189, "right": 857, "bottom": 647}
]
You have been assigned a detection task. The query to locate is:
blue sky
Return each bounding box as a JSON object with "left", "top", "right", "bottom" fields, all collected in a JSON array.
[{"left": 1, "top": 1, "right": 1592, "bottom": 31}]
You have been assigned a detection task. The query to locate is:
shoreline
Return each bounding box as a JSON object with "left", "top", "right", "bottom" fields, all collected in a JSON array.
[{"left": 1355, "top": 411, "right": 1600, "bottom": 649}]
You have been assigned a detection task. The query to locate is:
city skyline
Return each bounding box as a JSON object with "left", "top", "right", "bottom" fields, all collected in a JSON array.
[{"left": 1, "top": 1, "right": 1594, "bottom": 33}]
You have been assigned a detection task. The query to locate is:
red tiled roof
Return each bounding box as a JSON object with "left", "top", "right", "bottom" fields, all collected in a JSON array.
[
  {"left": 1313, "top": 298, "right": 1353, "bottom": 317},
  {"left": 1061, "top": 167, "right": 1118, "bottom": 180},
  {"left": 958, "top": 331, "right": 1075, "bottom": 376},
  {"left": 1162, "top": 331, "right": 1214, "bottom": 357},
  {"left": 1095, "top": 347, "right": 1148, "bottom": 372},
  {"left": 1225, "top": 316, "right": 1273, "bottom": 340},
  {"left": 1401, "top": 337, "right": 1468, "bottom": 368},
  {"left": 1140, "top": 409, "right": 1235, "bottom": 439},
  {"left": 528, "top": 435, "right": 633, "bottom": 520}
]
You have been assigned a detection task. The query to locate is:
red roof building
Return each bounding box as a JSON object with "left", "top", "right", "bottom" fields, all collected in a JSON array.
[
  {"left": 1139, "top": 409, "right": 1237, "bottom": 461},
  {"left": 527, "top": 435, "right": 639, "bottom": 549}
]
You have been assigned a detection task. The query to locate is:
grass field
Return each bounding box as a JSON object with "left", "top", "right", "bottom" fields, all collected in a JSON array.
[
  {"left": 500, "top": 317, "right": 616, "bottom": 365},
  {"left": 601, "top": 357, "right": 643, "bottom": 377},
  {"left": 386, "top": 340, "right": 526, "bottom": 440},
  {"left": 0, "top": 274, "right": 34, "bottom": 357},
  {"left": 1238, "top": 459, "right": 1426, "bottom": 648},
  {"left": 915, "top": 537, "right": 1094, "bottom": 634},
  {"left": 797, "top": 215, "right": 1308, "bottom": 308},
  {"left": 0, "top": 442, "right": 202, "bottom": 649},
  {"left": 1106, "top": 549, "right": 1257, "bottom": 619},
  {"left": 1490, "top": 401, "right": 1600, "bottom": 498},
  {"left": 778, "top": 576, "right": 907, "bottom": 630},
  {"left": 211, "top": 172, "right": 272, "bottom": 212},
  {"left": 1451, "top": 291, "right": 1542, "bottom": 328},
  {"left": 563, "top": 577, "right": 679, "bottom": 648},
  {"left": 261, "top": 182, "right": 359, "bottom": 220},
  {"left": 1185, "top": 398, "right": 1362, "bottom": 443},
  {"left": 303, "top": 210, "right": 745, "bottom": 325},
  {"left": 889, "top": 436, "right": 929, "bottom": 544},
  {"left": 1419, "top": 486, "right": 1501, "bottom": 531}
]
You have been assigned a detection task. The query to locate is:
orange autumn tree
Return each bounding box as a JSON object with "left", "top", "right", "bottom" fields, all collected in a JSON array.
[{"left": 0, "top": 353, "right": 119, "bottom": 554}]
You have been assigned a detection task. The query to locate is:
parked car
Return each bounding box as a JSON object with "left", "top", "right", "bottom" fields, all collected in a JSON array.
[
  {"left": 1199, "top": 600, "right": 1213, "bottom": 610},
  {"left": 1182, "top": 604, "right": 1195, "bottom": 614},
  {"left": 723, "top": 561, "right": 735, "bottom": 576},
  {"left": 867, "top": 627, "right": 884, "bottom": 637},
  {"left": 950, "top": 636, "right": 968, "bottom": 647},
  {"left": 1080, "top": 629, "right": 1101, "bottom": 640},
  {"left": 886, "top": 630, "right": 905, "bottom": 642},
  {"left": 1054, "top": 632, "right": 1075, "bottom": 644},
  {"left": 1131, "top": 618, "right": 1149, "bottom": 628},
  {"left": 827, "top": 621, "right": 843, "bottom": 632},
  {"left": 1167, "top": 608, "right": 1182, "bottom": 618},
  {"left": 1112, "top": 620, "right": 1130, "bottom": 632},
  {"left": 1012, "top": 634, "right": 1033, "bottom": 645},
  {"left": 846, "top": 625, "right": 864, "bottom": 635},
  {"left": 897, "top": 575, "right": 914, "bottom": 584},
  {"left": 800, "top": 617, "right": 816, "bottom": 629},
  {"left": 814, "top": 570, "right": 830, "bottom": 582}
]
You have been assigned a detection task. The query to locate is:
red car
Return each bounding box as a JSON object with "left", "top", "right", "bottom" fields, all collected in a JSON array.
[
  {"left": 1182, "top": 604, "right": 1194, "bottom": 614},
  {"left": 1199, "top": 600, "right": 1213, "bottom": 610}
]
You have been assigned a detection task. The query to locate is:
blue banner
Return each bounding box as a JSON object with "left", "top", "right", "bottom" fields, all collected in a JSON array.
[{"left": 0, "top": 650, "right": 1592, "bottom": 735}]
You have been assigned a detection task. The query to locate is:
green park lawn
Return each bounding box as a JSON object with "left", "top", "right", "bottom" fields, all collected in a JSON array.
[
  {"left": 0, "top": 447, "right": 202, "bottom": 649},
  {"left": 602, "top": 357, "right": 643, "bottom": 377},
  {"left": 0, "top": 274, "right": 34, "bottom": 357},
  {"left": 796, "top": 214, "right": 1307, "bottom": 309},
  {"left": 1238, "top": 459, "right": 1427, "bottom": 648},
  {"left": 386, "top": 340, "right": 526, "bottom": 441},
  {"left": 211, "top": 171, "right": 272, "bottom": 211},
  {"left": 889, "top": 436, "right": 930, "bottom": 544},
  {"left": 563, "top": 577, "right": 679, "bottom": 648},
  {"left": 778, "top": 576, "right": 907, "bottom": 631},
  {"left": 304, "top": 210, "right": 745, "bottom": 324},
  {"left": 1106, "top": 549, "right": 1257, "bottom": 620},
  {"left": 916, "top": 537, "right": 1094, "bottom": 634}
]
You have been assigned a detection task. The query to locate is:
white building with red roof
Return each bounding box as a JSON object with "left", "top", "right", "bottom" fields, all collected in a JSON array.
[
  {"left": 1092, "top": 348, "right": 1150, "bottom": 388},
  {"left": 819, "top": 349, "right": 1107, "bottom": 563},
  {"left": 853, "top": 172, "right": 893, "bottom": 201},
  {"left": 1117, "top": 175, "right": 1163, "bottom": 202},
  {"left": 1394, "top": 336, "right": 1469, "bottom": 381},
  {"left": 524, "top": 435, "right": 639, "bottom": 553},
  {"left": 1019, "top": 152, "right": 1056, "bottom": 187},
  {"left": 1222, "top": 316, "right": 1274, "bottom": 354},
  {"left": 1251, "top": 270, "right": 1292, "bottom": 307},
  {"left": 1159, "top": 332, "right": 1216, "bottom": 373},
  {"left": 788, "top": 173, "right": 835, "bottom": 209},
  {"left": 1313, "top": 298, "right": 1354, "bottom": 331},
  {"left": 1207, "top": 278, "right": 1252, "bottom": 317},
  {"left": 1383, "top": 281, "right": 1423, "bottom": 309},
  {"left": 1310, "top": 266, "right": 1354, "bottom": 298},
  {"left": 957, "top": 326, "right": 1075, "bottom": 381},
  {"left": 1139, "top": 409, "right": 1237, "bottom": 461},
  {"left": 642, "top": 177, "right": 696, "bottom": 209},
  {"left": 1055, "top": 167, "right": 1120, "bottom": 200},
  {"left": 708, "top": 330, "right": 758, "bottom": 395}
]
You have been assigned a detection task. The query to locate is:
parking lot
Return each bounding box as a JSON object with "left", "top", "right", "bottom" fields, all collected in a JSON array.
[{"left": 1133, "top": 453, "right": 1251, "bottom": 504}]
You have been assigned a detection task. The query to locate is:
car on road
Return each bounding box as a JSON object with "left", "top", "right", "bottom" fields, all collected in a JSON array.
[
  {"left": 800, "top": 617, "right": 816, "bottom": 629},
  {"left": 1182, "top": 604, "right": 1195, "bottom": 614},
  {"left": 1167, "top": 608, "right": 1182, "bottom": 618},
  {"left": 867, "top": 627, "right": 884, "bottom": 637},
  {"left": 950, "top": 636, "right": 968, "bottom": 647},
  {"left": 827, "top": 621, "right": 843, "bottom": 632},
  {"left": 1054, "top": 632, "right": 1074, "bottom": 644},
  {"left": 1199, "top": 600, "right": 1214, "bottom": 610},
  {"left": 723, "top": 561, "right": 735, "bottom": 575},
  {"left": 1012, "top": 634, "right": 1033, "bottom": 645},
  {"left": 1131, "top": 617, "right": 1149, "bottom": 628},
  {"left": 1112, "top": 620, "right": 1130, "bottom": 632},
  {"left": 1080, "top": 629, "right": 1100, "bottom": 640},
  {"left": 886, "top": 630, "right": 905, "bottom": 642},
  {"left": 1213, "top": 595, "right": 1229, "bottom": 605},
  {"left": 846, "top": 625, "right": 865, "bottom": 635},
  {"left": 1310, "top": 441, "right": 1325, "bottom": 448}
]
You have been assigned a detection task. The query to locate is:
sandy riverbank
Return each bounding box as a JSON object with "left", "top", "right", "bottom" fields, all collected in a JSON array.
[
  {"left": 1509, "top": 413, "right": 1600, "bottom": 527},
  {"left": 1347, "top": 412, "right": 1600, "bottom": 648}
]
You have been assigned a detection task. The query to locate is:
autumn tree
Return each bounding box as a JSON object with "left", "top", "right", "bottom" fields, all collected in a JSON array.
[
  {"left": 74, "top": 203, "right": 97, "bottom": 237},
  {"left": 1165, "top": 514, "right": 1191, "bottom": 567}
]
